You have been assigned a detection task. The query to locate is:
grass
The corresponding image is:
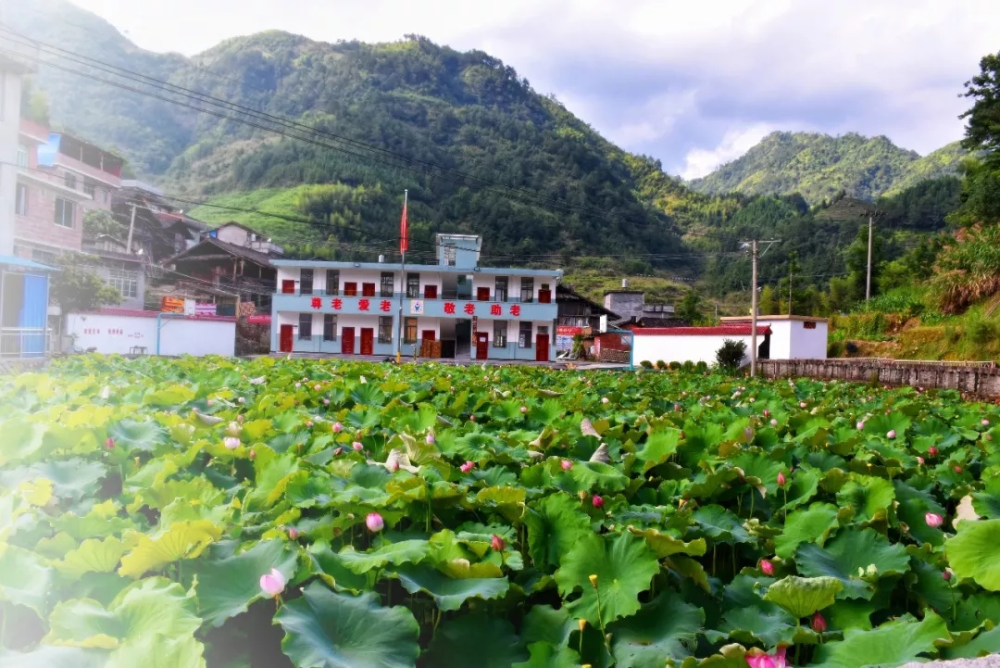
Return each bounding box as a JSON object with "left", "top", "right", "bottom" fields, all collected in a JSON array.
[{"left": 188, "top": 187, "right": 326, "bottom": 243}]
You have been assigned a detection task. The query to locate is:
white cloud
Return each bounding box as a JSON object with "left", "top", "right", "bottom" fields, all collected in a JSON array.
[
  {"left": 55, "top": 0, "right": 1000, "bottom": 172},
  {"left": 680, "top": 124, "right": 782, "bottom": 180}
]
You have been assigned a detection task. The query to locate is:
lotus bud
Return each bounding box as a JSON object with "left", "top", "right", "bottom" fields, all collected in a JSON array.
[
  {"left": 588, "top": 574, "right": 599, "bottom": 588},
  {"left": 352, "top": 441, "right": 364, "bottom": 452},
  {"left": 579, "top": 490, "right": 589, "bottom": 502},
  {"left": 800, "top": 402, "right": 807, "bottom": 408},
  {"left": 249, "top": 449, "right": 256, "bottom": 460},
  {"left": 306, "top": 421, "right": 314, "bottom": 428},
  {"left": 259, "top": 568, "right": 286, "bottom": 597},
  {"left": 760, "top": 559, "right": 775, "bottom": 576},
  {"left": 365, "top": 512, "right": 384, "bottom": 532},
  {"left": 601, "top": 397, "right": 609, "bottom": 405},
  {"left": 955, "top": 465, "right": 963, "bottom": 474},
  {"left": 426, "top": 432, "right": 436, "bottom": 445},
  {"left": 925, "top": 513, "right": 944, "bottom": 528},
  {"left": 811, "top": 612, "right": 827, "bottom": 633},
  {"left": 491, "top": 534, "right": 505, "bottom": 552},
  {"left": 470, "top": 415, "right": 476, "bottom": 422},
  {"left": 561, "top": 459, "right": 573, "bottom": 470},
  {"left": 917, "top": 456, "right": 924, "bottom": 465},
  {"left": 674, "top": 403, "right": 682, "bottom": 412},
  {"left": 237, "top": 414, "right": 244, "bottom": 423},
  {"left": 314, "top": 384, "right": 322, "bottom": 391},
  {"left": 295, "top": 383, "right": 301, "bottom": 388},
  {"left": 520, "top": 406, "right": 528, "bottom": 414},
  {"left": 288, "top": 527, "right": 300, "bottom": 540},
  {"left": 743, "top": 427, "right": 754, "bottom": 442},
  {"left": 592, "top": 494, "right": 605, "bottom": 508},
  {"left": 928, "top": 446, "right": 938, "bottom": 457},
  {"left": 333, "top": 447, "right": 343, "bottom": 456},
  {"left": 578, "top": 619, "right": 587, "bottom": 632},
  {"left": 887, "top": 429, "right": 896, "bottom": 439},
  {"left": 763, "top": 409, "right": 770, "bottom": 417},
  {"left": 777, "top": 472, "right": 786, "bottom": 487},
  {"left": 206, "top": 398, "right": 214, "bottom": 406},
  {"left": 332, "top": 422, "right": 343, "bottom": 433},
  {"left": 323, "top": 398, "right": 330, "bottom": 405},
  {"left": 224, "top": 437, "right": 240, "bottom": 450},
  {"left": 857, "top": 421, "right": 865, "bottom": 430},
  {"left": 105, "top": 438, "right": 115, "bottom": 449},
  {"left": 942, "top": 570, "right": 952, "bottom": 581},
  {"left": 770, "top": 419, "right": 778, "bottom": 427},
  {"left": 387, "top": 459, "right": 400, "bottom": 472},
  {"left": 460, "top": 461, "right": 475, "bottom": 473},
  {"left": 749, "top": 397, "right": 756, "bottom": 403}
]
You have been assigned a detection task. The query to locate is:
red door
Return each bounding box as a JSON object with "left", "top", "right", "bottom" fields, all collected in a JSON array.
[
  {"left": 477, "top": 287, "right": 490, "bottom": 301},
  {"left": 362, "top": 283, "right": 376, "bottom": 297},
  {"left": 344, "top": 282, "right": 358, "bottom": 297},
  {"left": 282, "top": 280, "right": 296, "bottom": 294},
  {"left": 424, "top": 285, "right": 438, "bottom": 299},
  {"left": 422, "top": 330, "right": 436, "bottom": 342},
  {"left": 341, "top": 328, "right": 355, "bottom": 354},
  {"left": 279, "top": 325, "right": 294, "bottom": 352},
  {"left": 475, "top": 332, "right": 489, "bottom": 360},
  {"left": 536, "top": 334, "right": 550, "bottom": 362},
  {"left": 360, "top": 328, "right": 375, "bottom": 356},
  {"left": 538, "top": 289, "right": 552, "bottom": 304}
]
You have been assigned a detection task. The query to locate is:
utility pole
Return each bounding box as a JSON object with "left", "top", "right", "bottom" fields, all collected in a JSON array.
[
  {"left": 865, "top": 214, "right": 874, "bottom": 301},
  {"left": 126, "top": 203, "right": 137, "bottom": 254},
  {"left": 741, "top": 239, "right": 780, "bottom": 378},
  {"left": 395, "top": 190, "right": 408, "bottom": 364}
]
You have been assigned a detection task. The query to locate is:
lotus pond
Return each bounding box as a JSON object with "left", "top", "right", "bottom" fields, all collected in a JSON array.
[{"left": 3, "top": 355, "right": 1000, "bottom": 668}]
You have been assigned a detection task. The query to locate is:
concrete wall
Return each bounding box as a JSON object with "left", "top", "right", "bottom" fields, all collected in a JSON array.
[
  {"left": 605, "top": 292, "right": 644, "bottom": 322},
  {"left": 634, "top": 334, "right": 753, "bottom": 367},
  {"left": 761, "top": 359, "right": 1000, "bottom": 397},
  {"left": 215, "top": 224, "right": 252, "bottom": 247},
  {"left": 0, "top": 68, "right": 23, "bottom": 255},
  {"left": 67, "top": 313, "right": 235, "bottom": 356}
]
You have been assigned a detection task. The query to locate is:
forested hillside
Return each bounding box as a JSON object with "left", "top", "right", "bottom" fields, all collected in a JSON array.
[{"left": 690, "top": 132, "right": 965, "bottom": 203}]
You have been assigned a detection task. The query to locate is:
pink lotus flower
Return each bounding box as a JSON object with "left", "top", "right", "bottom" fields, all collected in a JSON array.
[
  {"left": 365, "top": 512, "right": 384, "bottom": 532},
  {"left": 470, "top": 415, "right": 476, "bottom": 422},
  {"left": 777, "top": 472, "right": 786, "bottom": 487},
  {"left": 601, "top": 397, "right": 610, "bottom": 405},
  {"left": 224, "top": 437, "right": 241, "bottom": 450},
  {"left": 983, "top": 419, "right": 990, "bottom": 427},
  {"left": 887, "top": 430, "right": 896, "bottom": 439},
  {"left": 592, "top": 495, "right": 605, "bottom": 508},
  {"left": 770, "top": 419, "right": 778, "bottom": 427},
  {"left": 800, "top": 402, "right": 807, "bottom": 409},
  {"left": 426, "top": 433, "right": 436, "bottom": 445},
  {"left": 387, "top": 458, "right": 400, "bottom": 472},
  {"left": 295, "top": 383, "right": 301, "bottom": 389},
  {"left": 323, "top": 399, "right": 330, "bottom": 405},
  {"left": 746, "top": 646, "right": 787, "bottom": 668},
  {"left": 207, "top": 399, "right": 215, "bottom": 407},
  {"left": 227, "top": 422, "right": 241, "bottom": 436},
  {"left": 928, "top": 446, "right": 938, "bottom": 457},
  {"left": 760, "top": 559, "right": 775, "bottom": 576},
  {"left": 259, "top": 568, "right": 286, "bottom": 598},
  {"left": 491, "top": 534, "right": 505, "bottom": 551},
  {"left": 925, "top": 513, "right": 944, "bottom": 528},
  {"left": 314, "top": 384, "right": 322, "bottom": 391},
  {"left": 561, "top": 459, "right": 573, "bottom": 470},
  {"left": 749, "top": 397, "right": 756, "bottom": 403},
  {"left": 105, "top": 438, "right": 115, "bottom": 450},
  {"left": 955, "top": 465, "right": 963, "bottom": 474},
  {"left": 333, "top": 422, "right": 343, "bottom": 433},
  {"left": 763, "top": 409, "right": 770, "bottom": 418},
  {"left": 333, "top": 447, "right": 343, "bottom": 456},
  {"left": 811, "top": 612, "right": 827, "bottom": 633},
  {"left": 306, "top": 421, "right": 314, "bottom": 428},
  {"left": 288, "top": 527, "right": 300, "bottom": 540},
  {"left": 857, "top": 421, "right": 865, "bottom": 430},
  {"left": 460, "top": 461, "right": 475, "bottom": 473},
  {"left": 942, "top": 570, "right": 952, "bottom": 581},
  {"left": 237, "top": 414, "right": 244, "bottom": 423},
  {"left": 238, "top": 397, "right": 245, "bottom": 404},
  {"left": 352, "top": 442, "right": 364, "bottom": 452},
  {"left": 917, "top": 456, "right": 925, "bottom": 465},
  {"left": 520, "top": 406, "right": 528, "bottom": 413}
]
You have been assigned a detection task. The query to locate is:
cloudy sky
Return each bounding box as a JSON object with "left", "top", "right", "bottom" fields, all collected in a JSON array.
[{"left": 65, "top": 0, "right": 1000, "bottom": 178}]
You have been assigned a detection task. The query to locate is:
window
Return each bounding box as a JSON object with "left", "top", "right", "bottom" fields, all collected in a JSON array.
[
  {"left": 406, "top": 273, "right": 420, "bottom": 298},
  {"left": 325, "top": 270, "right": 339, "bottom": 295},
  {"left": 32, "top": 249, "right": 57, "bottom": 265},
  {"left": 323, "top": 314, "right": 337, "bottom": 341},
  {"left": 520, "top": 278, "right": 534, "bottom": 302},
  {"left": 64, "top": 173, "right": 77, "bottom": 191},
  {"left": 803, "top": 321, "right": 817, "bottom": 330},
  {"left": 54, "top": 198, "right": 75, "bottom": 228},
  {"left": 362, "top": 283, "right": 376, "bottom": 297},
  {"left": 298, "top": 313, "right": 313, "bottom": 340},
  {"left": 444, "top": 244, "right": 456, "bottom": 266},
  {"left": 378, "top": 316, "right": 393, "bottom": 344},
  {"left": 17, "top": 143, "right": 28, "bottom": 168},
  {"left": 493, "top": 321, "right": 508, "bottom": 347},
  {"left": 519, "top": 322, "right": 533, "bottom": 348},
  {"left": 15, "top": 184, "right": 28, "bottom": 216},
  {"left": 107, "top": 265, "right": 139, "bottom": 299},
  {"left": 344, "top": 282, "right": 358, "bottom": 297},
  {"left": 300, "top": 269, "right": 314, "bottom": 295},
  {"left": 380, "top": 272, "right": 394, "bottom": 297},
  {"left": 84, "top": 180, "right": 96, "bottom": 198},
  {"left": 495, "top": 276, "right": 509, "bottom": 302},
  {"left": 404, "top": 317, "right": 418, "bottom": 344}
]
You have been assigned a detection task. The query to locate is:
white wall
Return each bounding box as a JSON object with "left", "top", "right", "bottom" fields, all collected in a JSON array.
[
  {"left": 634, "top": 334, "right": 755, "bottom": 367},
  {"left": 768, "top": 321, "right": 792, "bottom": 360},
  {"left": 0, "top": 68, "right": 24, "bottom": 256},
  {"left": 67, "top": 313, "right": 235, "bottom": 356},
  {"left": 790, "top": 321, "right": 828, "bottom": 359}
]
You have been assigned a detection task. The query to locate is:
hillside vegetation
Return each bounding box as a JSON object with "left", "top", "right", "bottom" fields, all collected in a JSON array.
[{"left": 690, "top": 132, "right": 965, "bottom": 204}]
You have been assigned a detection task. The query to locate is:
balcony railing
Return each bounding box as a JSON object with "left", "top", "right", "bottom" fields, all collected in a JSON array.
[
  {"left": 0, "top": 328, "right": 51, "bottom": 359},
  {"left": 281, "top": 288, "right": 549, "bottom": 304}
]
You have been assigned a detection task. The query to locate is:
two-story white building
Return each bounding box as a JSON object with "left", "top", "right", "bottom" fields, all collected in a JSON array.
[{"left": 271, "top": 234, "right": 562, "bottom": 361}]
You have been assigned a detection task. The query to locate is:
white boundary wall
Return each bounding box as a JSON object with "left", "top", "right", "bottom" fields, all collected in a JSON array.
[{"left": 67, "top": 312, "right": 235, "bottom": 356}]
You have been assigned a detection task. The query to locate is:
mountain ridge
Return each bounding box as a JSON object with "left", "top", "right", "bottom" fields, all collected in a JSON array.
[{"left": 689, "top": 130, "right": 966, "bottom": 203}]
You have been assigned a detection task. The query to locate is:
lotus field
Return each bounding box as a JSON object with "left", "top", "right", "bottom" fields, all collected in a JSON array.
[{"left": 5, "top": 356, "right": 1000, "bottom": 668}]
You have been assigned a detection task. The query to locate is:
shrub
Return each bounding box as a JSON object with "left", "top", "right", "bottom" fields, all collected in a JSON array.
[
  {"left": 695, "top": 361, "right": 709, "bottom": 372},
  {"left": 828, "top": 340, "right": 845, "bottom": 358},
  {"left": 715, "top": 339, "right": 747, "bottom": 371},
  {"left": 966, "top": 316, "right": 1000, "bottom": 346},
  {"left": 639, "top": 360, "right": 654, "bottom": 369},
  {"left": 656, "top": 360, "right": 668, "bottom": 370},
  {"left": 669, "top": 361, "right": 682, "bottom": 371},
  {"left": 682, "top": 361, "right": 695, "bottom": 372}
]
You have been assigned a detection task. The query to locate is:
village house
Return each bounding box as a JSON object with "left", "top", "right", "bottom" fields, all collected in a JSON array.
[{"left": 270, "top": 233, "right": 561, "bottom": 361}]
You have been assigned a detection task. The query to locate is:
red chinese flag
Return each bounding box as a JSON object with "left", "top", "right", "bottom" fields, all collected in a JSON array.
[{"left": 400, "top": 193, "right": 409, "bottom": 254}]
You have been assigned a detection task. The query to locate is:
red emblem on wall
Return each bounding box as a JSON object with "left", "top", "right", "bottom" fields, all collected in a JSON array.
[
  {"left": 331, "top": 299, "right": 343, "bottom": 310},
  {"left": 359, "top": 299, "right": 371, "bottom": 312},
  {"left": 311, "top": 297, "right": 322, "bottom": 309},
  {"left": 380, "top": 300, "right": 392, "bottom": 312},
  {"left": 444, "top": 302, "right": 456, "bottom": 315},
  {"left": 510, "top": 305, "right": 521, "bottom": 317},
  {"left": 490, "top": 304, "right": 502, "bottom": 316},
  {"left": 464, "top": 303, "right": 476, "bottom": 315}
]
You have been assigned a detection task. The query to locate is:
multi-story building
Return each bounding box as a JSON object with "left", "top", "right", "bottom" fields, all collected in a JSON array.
[
  {"left": 14, "top": 122, "right": 124, "bottom": 263},
  {"left": 271, "top": 233, "right": 562, "bottom": 361}
]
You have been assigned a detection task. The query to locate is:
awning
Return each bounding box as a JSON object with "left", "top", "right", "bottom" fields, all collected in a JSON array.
[{"left": 0, "top": 255, "right": 56, "bottom": 271}]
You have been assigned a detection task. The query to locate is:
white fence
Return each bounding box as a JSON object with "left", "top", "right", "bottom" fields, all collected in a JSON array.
[{"left": 0, "top": 328, "right": 51, "bottom": 359}]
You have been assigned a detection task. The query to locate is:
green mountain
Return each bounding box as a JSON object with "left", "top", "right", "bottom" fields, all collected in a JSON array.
[
  {"left": 9, "top": 0, "right": 693, "bottom": 265},
  {"left": 689, "top": 131, "right": 966, "bottom": 203}
]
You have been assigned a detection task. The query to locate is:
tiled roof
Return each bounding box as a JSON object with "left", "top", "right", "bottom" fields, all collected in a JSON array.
[
  {"left": 632, "top": 325, "right": 772, "bottom": 336},
  {"left": 164, "top": 238, "right": 275, "bottom": 267}
]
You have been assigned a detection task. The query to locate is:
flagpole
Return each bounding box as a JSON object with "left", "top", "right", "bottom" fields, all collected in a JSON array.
[{"left": 395, "top": 190, "right": 408, "bottom": 364}]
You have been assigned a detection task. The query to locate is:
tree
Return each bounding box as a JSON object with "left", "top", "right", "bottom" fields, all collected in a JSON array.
[
  {"left": 83, "top": 209, "right": 126, "bottom": 240},
  {"left": 50, "top": 255, "right": 122, "bottom": 313},
  {"left": 20, "top": 78, "right": 50, "bottom": 125},
  {"left": 960, "top": 51, "right": 1000, "bottom": 156},
  {"left": 786, "top": 251, "right": 800, "bottom": 314},
  {"left": 678, "top": 290, "right": 702, "bottom": 324},
  {"left": 759, "top": 285, "right": 780, "bottom": 315},
  {"left": 715, "top": 339, "right": 747, "bottom": 372}
]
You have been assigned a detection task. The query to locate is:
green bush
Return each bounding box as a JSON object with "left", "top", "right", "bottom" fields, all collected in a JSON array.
[
  {"left": 966, "top": 316, "right": 1000, "bottom": 346},
  {"left": 695, "top": 361, "right": 709, "bottom": 372},
  {"left": 715, "top": 339, "right": 747, "bottom": 371},
  {"left": 639, "top": 360, "right": 654, "bottom": 369},
  {"left": 682, "top": 361, "right": 696, "bottom": 372},
  {"left": 669, "top": 361, "right": 682, "bottom": 371}
]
